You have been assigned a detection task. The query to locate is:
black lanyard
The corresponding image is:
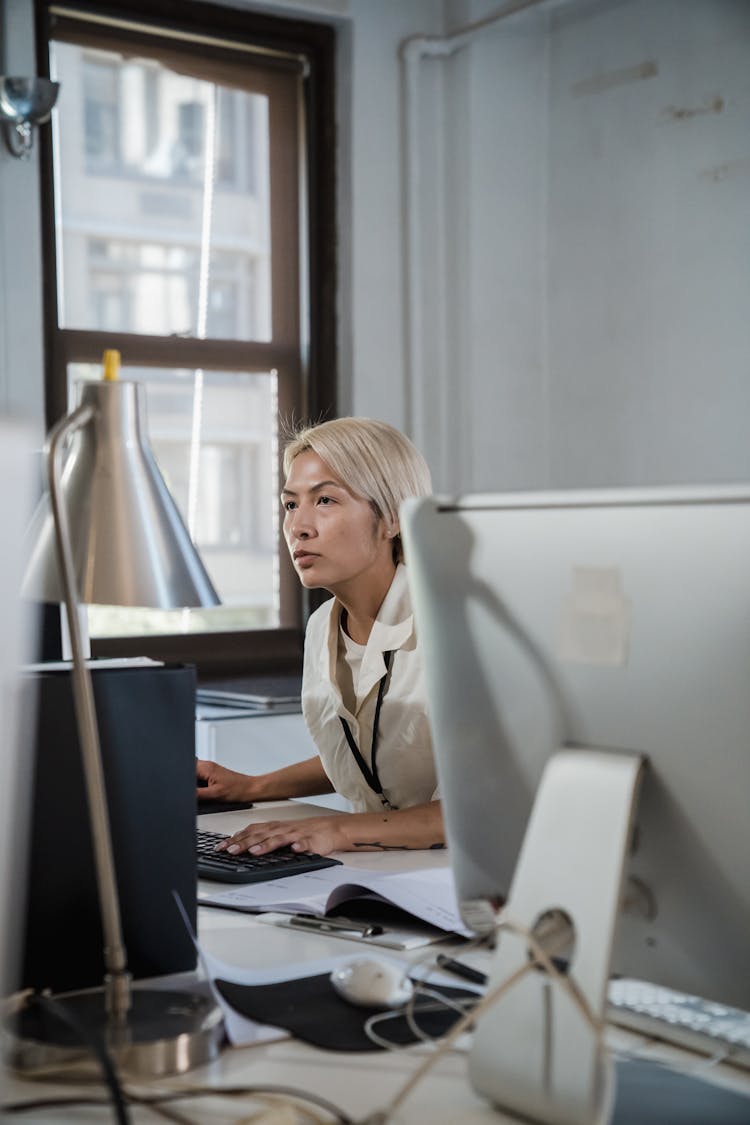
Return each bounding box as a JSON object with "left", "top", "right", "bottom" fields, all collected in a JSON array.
[{"left": 339, "top": 650, "right": 396, "bottom": 810}]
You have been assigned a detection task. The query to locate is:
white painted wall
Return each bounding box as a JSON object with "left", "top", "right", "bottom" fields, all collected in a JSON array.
[
  {"left": 343, "top": 0, "right": 445, "bottom": 428},
  {"left": 543, "top": 0, "right": 750, "bottom": 488},
  {"left": 0, "top": 0, "right": 46, "bottom": 432},
  {"left": 414, "top": 0, "right": 750, "bottom": 490},
  {"left": 2, "top": 0, "right": 749, "bottom": 496}
]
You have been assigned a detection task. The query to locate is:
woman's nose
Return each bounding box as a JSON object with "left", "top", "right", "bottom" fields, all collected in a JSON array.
[{"left": 289, "top": 507, "right": 313, "bottom": 538}]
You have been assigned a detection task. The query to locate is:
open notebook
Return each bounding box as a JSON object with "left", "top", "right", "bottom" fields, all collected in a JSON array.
[{"left": 199, "top": 863, "right": 473, "bottom": 949}]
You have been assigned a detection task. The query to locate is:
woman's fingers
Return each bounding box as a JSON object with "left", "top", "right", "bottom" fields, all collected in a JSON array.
[
  {"left": 196, "top": 760, "right": 252, "bottom": 802},
  {"left": 217, "top": 816, "right": 340, "bottom": 856},
  {"left": 217, "top": 819, "right": 288, "bottom": 852}
]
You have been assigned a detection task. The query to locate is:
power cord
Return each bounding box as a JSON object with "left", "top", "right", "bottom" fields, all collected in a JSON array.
[
  {"left": 3, "top": 922, "right": 605, "bottom": 1125},
  {"left": 2, "top": 1082, "right": 354, "bottom": 1124},
  {"left": 356, "top": 911, "right": 605, "bottom": 1125},
  {"left": 363, "top": 989, "right": 476, "bottom": 1052},
  {"left": 17, "top": 992, "right": 131, "bottom": 1124},
  {"left": 361, "top": 932, "right": 492, "bottom": 1053}
]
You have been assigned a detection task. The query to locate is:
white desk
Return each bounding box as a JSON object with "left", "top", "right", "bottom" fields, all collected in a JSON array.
[{"left": 4, "top": 803, "right": 750, "bottom": 1123}]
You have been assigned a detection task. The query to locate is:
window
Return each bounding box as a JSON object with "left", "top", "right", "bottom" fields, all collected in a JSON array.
[
  {"left": 39, "top": 0, "right": 336, "bottom": 675},
  {"left": 83, "top": 58, "right": 119, "bottom": 167}
]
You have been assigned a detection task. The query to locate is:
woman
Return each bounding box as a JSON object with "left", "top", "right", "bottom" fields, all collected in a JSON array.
[{"left": 196, "top": 417, "right": 443, "bottom": 856}]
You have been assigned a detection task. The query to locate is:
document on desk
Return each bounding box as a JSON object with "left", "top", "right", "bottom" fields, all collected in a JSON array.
[
  {"left": 198, "top": 864, "right": 473, "bottom": 940},
  {"left": 201, "top": 947, "right": 355, "bottom": 1047},
  {"left": 174, "top": 889, "right": 343, "bottom": 1048}
]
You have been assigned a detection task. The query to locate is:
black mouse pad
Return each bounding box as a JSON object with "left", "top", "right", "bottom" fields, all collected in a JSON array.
[{"left": 215, "top": 973, "right": 476, "bottom": 1051}]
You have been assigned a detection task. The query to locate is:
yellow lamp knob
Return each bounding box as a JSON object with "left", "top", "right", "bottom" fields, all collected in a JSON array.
[{"left": 102, "top": 349, "right": 121, "bottom": 381}]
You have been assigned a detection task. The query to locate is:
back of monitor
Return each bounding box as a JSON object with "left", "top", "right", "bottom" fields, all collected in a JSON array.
[{"left": 402, "top": 486, "right": 750, "bottom": 1009}]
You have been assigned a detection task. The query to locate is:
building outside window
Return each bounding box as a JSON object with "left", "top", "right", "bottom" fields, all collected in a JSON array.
[{"left": 39, "top": 1, "right": 336, "bottom": 673}]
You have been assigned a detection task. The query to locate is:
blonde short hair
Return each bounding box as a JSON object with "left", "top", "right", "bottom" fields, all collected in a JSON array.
[{"left": 283, "top": 417, "right": 432, "bottom": 562}]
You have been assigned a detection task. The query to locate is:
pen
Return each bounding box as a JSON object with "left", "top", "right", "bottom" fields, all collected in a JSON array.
[
  {"left": 436, "top": 954, "right": 488, "bottom": 986},
  {"left": 288, "top": 914, "right": 385, "bottom": 938}
]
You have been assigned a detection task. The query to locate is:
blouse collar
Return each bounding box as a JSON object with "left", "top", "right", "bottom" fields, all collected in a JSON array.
[{"left": 326, "top": 564, "right": 415, "bottom": 703}]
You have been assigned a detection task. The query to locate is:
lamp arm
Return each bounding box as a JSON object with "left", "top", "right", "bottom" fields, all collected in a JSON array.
[{"left": 47, "top": 404, "right": 132, "bottom": 1022}]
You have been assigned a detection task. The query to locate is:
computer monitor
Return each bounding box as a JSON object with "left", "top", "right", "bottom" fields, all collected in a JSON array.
[{"left": 402, "top": 486, "right": 750, "bottom": 1119}]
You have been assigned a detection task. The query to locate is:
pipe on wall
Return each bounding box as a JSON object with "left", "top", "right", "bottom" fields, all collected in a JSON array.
[{"left": 399, "top": 0, "right": 550, "bottom": 464}]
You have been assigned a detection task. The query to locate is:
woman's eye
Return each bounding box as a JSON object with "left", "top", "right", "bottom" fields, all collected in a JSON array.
[
  {"left": 317, "top": 495, "right": 333, "bottom": 505},
  {"left": 283, "top": 500, "right": 296, "bottom": 511}
]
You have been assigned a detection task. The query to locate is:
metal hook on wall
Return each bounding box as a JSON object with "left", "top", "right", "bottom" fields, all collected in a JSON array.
[{"left": 0, "top": 76, "right": 60, "bottom": 158}]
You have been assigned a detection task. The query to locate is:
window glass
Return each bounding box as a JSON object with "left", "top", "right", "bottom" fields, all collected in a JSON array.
[
  {"left": 42, "top": 1, "right": 335, "bottom": 669},
  {"left": 53, "top": 41, "right": 271, "bottom": 342}
]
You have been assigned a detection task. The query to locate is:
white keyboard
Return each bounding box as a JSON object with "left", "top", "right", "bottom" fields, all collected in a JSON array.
[{"left": 608, "top": 978, "right": 750, "bottom": 1070}]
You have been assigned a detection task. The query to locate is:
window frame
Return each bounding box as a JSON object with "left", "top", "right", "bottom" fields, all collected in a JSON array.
[{"left": 35, "top": 0, "right": 337, "bottom": 678}]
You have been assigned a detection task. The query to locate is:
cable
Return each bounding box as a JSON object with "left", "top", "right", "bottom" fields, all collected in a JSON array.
[
  {"left": 4, "top": 925, "right": 605, "bottom": 1125},
  {"left": 357, "top": 933, "right": 491, "bottom": 1052},
  {"left": 404, "top": 987, "right": 474, "bottom": 1046},
  {"left": 136, "top": 1092, "right": 196, "bottom": 1125},
  {"left": 500, "top": 916, "right": 603, "bottom": 1038},
  {"left": 3, "top": 1082, "right": 354, "bottom": 1124},
  {"left": 359, "top": 962, "right": 532, "bottom": 1123},
  {"left": 2, "top": 1095, "right": 119, "bottom": 1113},
  {"left": 362, "top": 991, "right": 477, "bottom": 1052},
  {"left": 156, "top": 1083, "right": 353, "bottom": 1123},
  {"left": 358, "top": 912, "right": 606, "bottom": 1125},
  {"left": 361, "top": 933, "right": 496, "bottom": 1052},
  {"left": 28, "top": 993, "right": 131, "bottom": 1125}
]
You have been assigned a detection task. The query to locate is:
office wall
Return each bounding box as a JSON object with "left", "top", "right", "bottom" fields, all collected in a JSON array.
[
  {"left": 542, "top": 0, "right": 750, "bottom": 489},
  {"left": 3, "top": 0, "right": 749, "bottom": 494},
  {"left": 0, "top": 0, "right": 46, "bottom": 430},
  {"left": 263, "top": 0, "right": 750, "bottom": 492},
  {"left": 408, "top": 0, "right": 750, "bottom": 490}
]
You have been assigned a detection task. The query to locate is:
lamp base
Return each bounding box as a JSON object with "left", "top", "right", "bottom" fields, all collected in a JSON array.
[{"left": 8, "top": 986, "right": 224, "bottom": 1079}]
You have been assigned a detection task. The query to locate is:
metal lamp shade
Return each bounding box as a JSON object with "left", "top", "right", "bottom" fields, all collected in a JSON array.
[{"left": 24, "top": 380, "right": 220, "bottom": 609}]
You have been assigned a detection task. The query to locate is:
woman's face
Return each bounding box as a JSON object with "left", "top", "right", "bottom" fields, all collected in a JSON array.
[{"left": 281, "top": 450, "right": 395, "bottom": 596}]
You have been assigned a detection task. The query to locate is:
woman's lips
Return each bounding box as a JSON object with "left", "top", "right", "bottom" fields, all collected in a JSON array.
[{"left": 294, "top": 551, "right": 318, "bottom": 568}]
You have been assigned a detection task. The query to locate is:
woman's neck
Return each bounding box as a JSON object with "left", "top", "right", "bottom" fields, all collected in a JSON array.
[{"left": 337, "top": 564, "right": 397, "bottom": 645}]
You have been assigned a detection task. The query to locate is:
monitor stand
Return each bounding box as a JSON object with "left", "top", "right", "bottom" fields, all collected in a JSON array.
[{"left": 470, "top": 746, "right": 644, "bottom": 1125}]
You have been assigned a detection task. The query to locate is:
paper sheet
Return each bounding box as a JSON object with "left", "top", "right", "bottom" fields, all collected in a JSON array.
[
  {"left": 174, "top": 889, "right": 350, "bottom": 1046},
  {"left": 198, "top": 863, "right": 472, "bottom": 937},
  {"left": 200, "top": 945, "right": 357, "bottom": 1047}
]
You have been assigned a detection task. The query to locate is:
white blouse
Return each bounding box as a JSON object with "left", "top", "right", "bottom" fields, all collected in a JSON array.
[{"left": 301, "top": 564, "right": 439, "bottom": 813}]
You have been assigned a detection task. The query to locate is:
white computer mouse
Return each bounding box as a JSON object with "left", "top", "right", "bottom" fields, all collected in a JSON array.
[{"left": 329, "top": 957, "right": 415, "bottom": 1009}]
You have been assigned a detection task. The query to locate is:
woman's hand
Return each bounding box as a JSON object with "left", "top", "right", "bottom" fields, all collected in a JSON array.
[
  {"left": 217, "top": 815, "right": 351, "bottom": 858},
  {"left": 196, "top": 759, "right": 256, "bottom": 803},
  {"left": 216, "top": 800, "right": 445, "bottom": 856}
]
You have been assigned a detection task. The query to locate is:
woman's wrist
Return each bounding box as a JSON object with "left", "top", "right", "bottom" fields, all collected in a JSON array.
[
  {"left": 246, "top": 772, "right": 278, "bottom": 802},
  {"left": 337, "top": 811, "right": 391, "bottom": 850},
  {"left": 336, "top": 803, "right": 445, "bottom": 851}
]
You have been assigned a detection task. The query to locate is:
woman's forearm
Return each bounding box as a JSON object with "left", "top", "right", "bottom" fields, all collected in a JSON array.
[
  {"left": 251, "top": 755, "right": 334, "bottom": 801},
  {"left": 338, "top": 800, "right": 444, "bottom": 851}
]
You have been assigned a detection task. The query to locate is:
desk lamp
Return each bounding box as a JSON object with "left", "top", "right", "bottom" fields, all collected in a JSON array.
[{"left": 18, "top": 351, "right": 223, "bottom": 1077}]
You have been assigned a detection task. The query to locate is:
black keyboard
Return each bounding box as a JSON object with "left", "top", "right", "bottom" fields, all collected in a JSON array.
[
  {"left": 197, "top": 796, "right": 256, "bottom": 814},
  {"left": 196, "top": 829, "right": 342, "bottom": 884}
]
